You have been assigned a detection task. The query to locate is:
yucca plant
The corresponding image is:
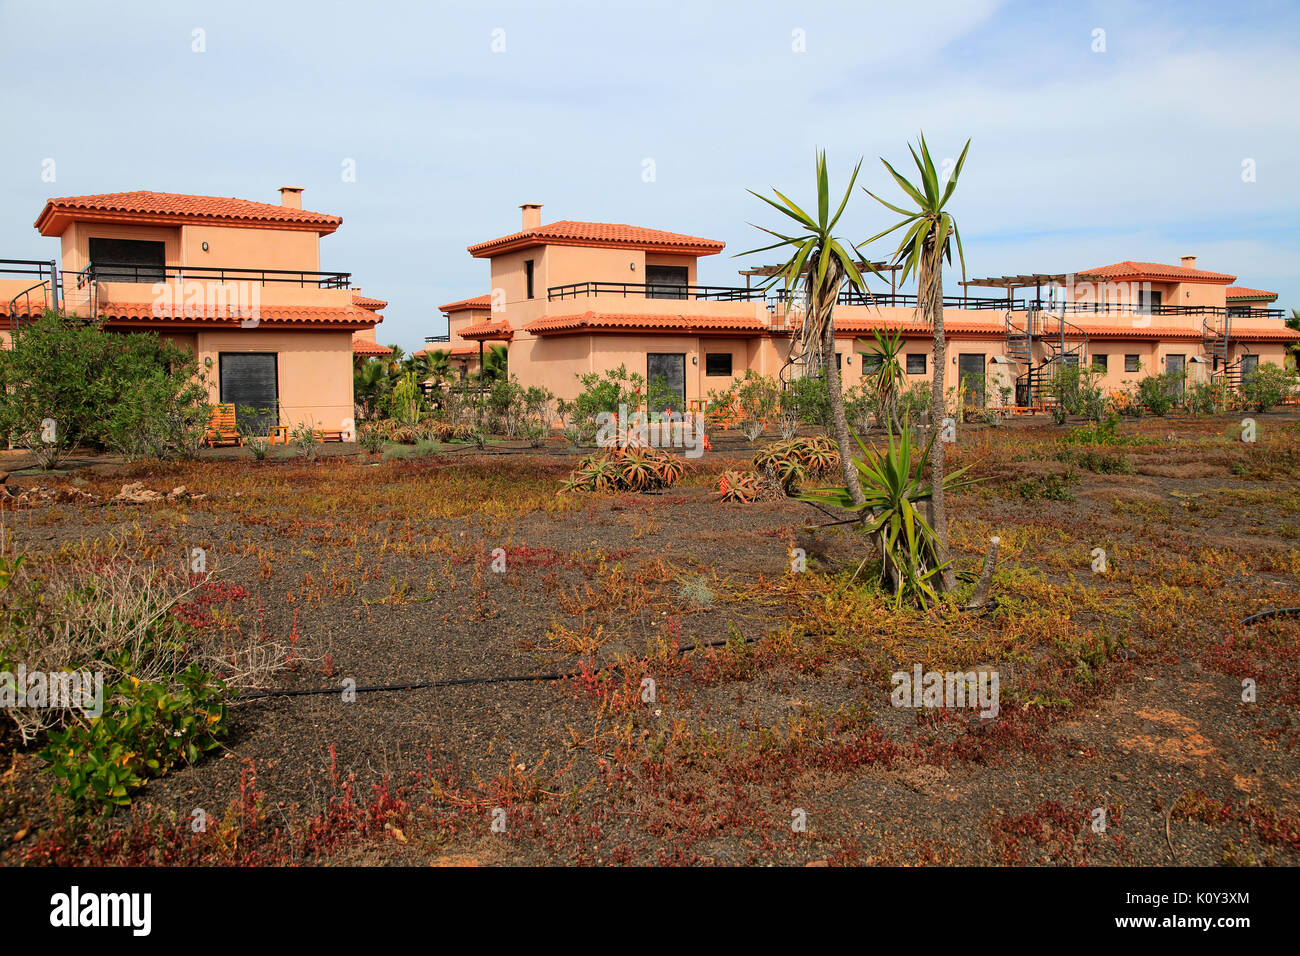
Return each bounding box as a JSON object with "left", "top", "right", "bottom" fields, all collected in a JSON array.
[
  {"left": 861, "top": 327, "right": 907, "bottom": 433},
  {"left": 801, "top": 427, "right": 975, "bottom": 608},
  {"left": 741, "top": 152, "right": 872, "bottom": 507},
  {"left": 861, "top": 133, "right": 971, "bottom": 592}
]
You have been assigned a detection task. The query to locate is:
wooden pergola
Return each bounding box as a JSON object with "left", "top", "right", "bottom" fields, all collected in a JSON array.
[
  {"left": 960, "top": 273, "right": 1070, "bottom": 307},
  {"left": 739, "top": 261, "right": 903, "bottom": 296}
]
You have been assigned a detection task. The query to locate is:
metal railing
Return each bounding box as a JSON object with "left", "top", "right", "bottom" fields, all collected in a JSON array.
[
  {"left": 424, "top": 334, "right": 450, "bottom": 343},
  {"left": 548, "top": 281, "right": 767, "bottom": 302},
  {"left": 81, "top": 263, "right": 351, "bottom": 288}
]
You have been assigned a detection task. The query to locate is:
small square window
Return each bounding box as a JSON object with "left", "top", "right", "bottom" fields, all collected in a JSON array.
[
  {"left": 906, "top": 353, "right": 926, "bottom": 375},
  {"left": 860, "top": 353, "right": 881, "bottom": 373},
  {"left": 1124, "top": 354, "right": 1140, "bottom": 373},
  {"left": 704, "top": 353, "right": 732, "bottom": 376},
  {"left": 1092, "top": 354, "right": 1108, "bottom": 371}
]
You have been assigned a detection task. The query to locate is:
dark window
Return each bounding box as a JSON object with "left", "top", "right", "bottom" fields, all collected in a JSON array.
[
  {"left": 860, "top": 353, "right": 882, "bottom": 373},
  {"left": 704, "top": 352, "right": 732, "bottom": 376},
  {"left": 835, "top": 352, "right": 843, "bottom": 371},
  {"left": 646, "top": 353, "right": 686, "bottom": 412},
  {"left": 958, "top": 354, "right": 986, "bottom": 407},
  {"left": 1241, "top": 354, "right": 1260, "bottom": 377},
  {"left": 1091, "top": 353, "right": 1108, "bottom": 371},
  {"left": 646, "top": 265, "right": 688, "bottom": 300},
  {"left": 89, "top": 237, "right": 165, "bottom": 283},
  {"left": 906, "top": 353, "right": 926, "bottom": 375},
  {"left": 219, "top": 353, "right": 279, "bottom": 436},
  {"left": 1137, "top": 288, "right": 1163, "bottom": 314},
  {"left": 524, "top": 260, "right": 535, "bottom": 299},
  {"left": 1060, "top": 353, "right": 1079, "bottom": 369},
  {"left": 1124, "top": 354, "right": 1140, "bottom": 373}
]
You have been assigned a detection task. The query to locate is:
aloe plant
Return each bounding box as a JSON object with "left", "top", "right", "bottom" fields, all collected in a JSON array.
[{"left": 801, "top": 427, "right": 974, "bottom": 608}]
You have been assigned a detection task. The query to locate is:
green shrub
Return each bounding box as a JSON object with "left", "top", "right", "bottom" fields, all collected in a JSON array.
[
  {"left": 40, "top": 666, "right": 226, "bottom": 812},
  {"left": 1136, "top": 372, "right": 1180, "bottom": 416},
  {"left": 290, "top": 422, "right": 318, "bottom": 459},
  {"left": 1240, "top": 363, "right": 1299, "bottom": 412},
  {"left": 0, "top": 311, "right": 210, "bottom": 468},
  {"left": 785, "top": 373, "right": 833, "bottom": 430},
  {"left": 1015, "top": 471, "right": 1078, "bottom": 501}
]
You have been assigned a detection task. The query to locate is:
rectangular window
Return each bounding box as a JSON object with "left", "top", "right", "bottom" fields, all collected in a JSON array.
[
  {"left": 704, "top": 353, "right": 732, "bottom": 376},
  {"left": 646, "top": 353, "right": 686, "bottom": 412},
  {"left": 219, "top": 353, "right": 279, "bottom": 436},
  {"left": 646, "top": 265, "right": 689, "bottom": 300},
  {"left": 1137, "top": 289, "right": 1163, "bottom": 314},
  {"left": 89, "top": 237, "right": 165, "bottom": 283},
  {"left": 1241, "top": 354, "right": 1260, "bottom": 377},
  {"left": 525, "top": 259, "right": 535, "bottom": 299},
  {"left": 905, "top": 353, "right": 926, "bottom": 375},
  {"left": 1124, "top": 354, "right": 1140, "bottom": 373},
  {"left": 1091, "top": 353, "right": 1108, "bottom": 371}
]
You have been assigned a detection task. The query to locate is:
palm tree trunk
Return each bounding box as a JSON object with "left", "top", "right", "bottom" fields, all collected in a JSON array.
[
  {"left": 924, "top": 241, "right": 957, "bottom": 592},
  {"left": 820, "top": 297, "right": 865, "bottom": 507}
]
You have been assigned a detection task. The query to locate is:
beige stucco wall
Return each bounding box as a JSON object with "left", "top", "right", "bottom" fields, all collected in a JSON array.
[{"left": 195, "top": 328, "right": 355, "bottom": 431}]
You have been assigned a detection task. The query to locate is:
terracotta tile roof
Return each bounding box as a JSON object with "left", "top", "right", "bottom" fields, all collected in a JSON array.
[
  {"left": 35, "top": 190, "right": 342, "bottom": 236},
  {"left": 524, "top": 311, "right": 766, "bottom": 336},
  {"left": 439, "top": 294, "right": 493, "bottom": 313},
  {"left": 352, "top": 293, "right": 388, "bottom": 311},
  {"left": 1077, "top": 260, "right": 1236, "bottom": 284},
  {"left": 457, "top": 318, "right": 513, "bottom": 340},
  {"left": 832, "top": 317, "right": 1004, "bottom": 336},
  {"left": 352, "top": 337, "right": 391, "bottom": 356},
  {"left": 95, "top": 301, "right": 377, "bottom": 329},
  {"left": 468, "top": 221, "right": 725, "bottom": 258},
  {"left": 416, "top": 344, "right": 479, "bottom": 358},
  {"left": 1225, "top": 285, "right": 1278, "bottom": 301},
  {"left": 1074, "top": 324, "right": 1299, "bottom": 342}
]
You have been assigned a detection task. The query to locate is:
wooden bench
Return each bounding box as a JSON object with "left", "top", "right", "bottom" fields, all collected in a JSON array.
[
  {"left": 313, "top": 428, "right": 347, "bottom": 442},
  {"left": 204, "top": 404, "right": 242, "bottom": 447}
]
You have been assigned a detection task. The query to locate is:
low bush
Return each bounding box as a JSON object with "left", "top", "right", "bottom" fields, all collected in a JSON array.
[{"left": 1240, "top": 363, "right": 1299, "bottom": 412}]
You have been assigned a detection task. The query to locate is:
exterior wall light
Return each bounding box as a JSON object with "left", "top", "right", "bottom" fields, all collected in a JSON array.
[
  {"left": 201, "top": 242, "right": 209, "bottom": 251},
  {"left": 204, "top": 356, "right": 213, "bottom": 368},
  {"left": 691, "top": 355, "right": 698, "bottom": 365}
]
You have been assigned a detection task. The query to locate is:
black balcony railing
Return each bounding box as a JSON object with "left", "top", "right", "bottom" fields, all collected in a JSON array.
[
  {"left": 548, "top": 281, "right": 767, "bottom": 302},
  {"left": 424, "top": 334, "right": 450, "bottom": 343},
  {"left": 1050, "top": 301, "right": 1283, "bottom": 319},
  {"left": 84, "top": 263, "right": 351, "bottom": 288}
]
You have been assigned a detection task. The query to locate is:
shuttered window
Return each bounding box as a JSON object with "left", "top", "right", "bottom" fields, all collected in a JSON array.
[{"left": 220, "top": 353, "right": 279, "bottom": 436}]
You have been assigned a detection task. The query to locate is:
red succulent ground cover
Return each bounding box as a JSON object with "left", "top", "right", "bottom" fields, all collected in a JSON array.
[{"left": 2, "top": 415, "right": 1299, "bottom": 865}]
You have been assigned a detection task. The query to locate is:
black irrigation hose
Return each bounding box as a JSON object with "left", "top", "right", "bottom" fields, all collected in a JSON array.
[
  {"left": 233, "top": 633, "right": 762, "bottom": 703},
  {"left": 1240, "top": 607, "right": 1300, "bottom": 627}
]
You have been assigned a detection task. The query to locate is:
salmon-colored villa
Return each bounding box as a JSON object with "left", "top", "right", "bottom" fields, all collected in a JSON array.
[
  {"left": 1, "top": 188, "right": 384, "bottom": 436},
  {"left": 437, "top": 203, "right": 1296, "bottom": 411}
]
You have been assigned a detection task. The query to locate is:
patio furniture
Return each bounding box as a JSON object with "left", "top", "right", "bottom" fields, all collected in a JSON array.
[{"left": 204, "top": 404, "right": 242, "bottom": 447}]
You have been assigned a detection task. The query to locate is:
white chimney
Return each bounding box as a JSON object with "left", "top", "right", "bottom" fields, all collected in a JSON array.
[
  {"left": 520, "top": 203, "right": 542, "bottom": 230},
  {"left": 1180, "top": 255, "right": 1197, "bottom": 269},
  {"left": 279, "top": 186, "right": 304, "bottom": 209}
]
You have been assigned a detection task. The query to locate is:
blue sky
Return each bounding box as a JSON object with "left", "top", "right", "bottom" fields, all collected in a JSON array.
[{"left": 2, "top": 0, "right": 1297, "bottom": 350}]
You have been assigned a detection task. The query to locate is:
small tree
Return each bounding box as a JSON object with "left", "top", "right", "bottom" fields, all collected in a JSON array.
[{"left": 862, "top": 134, "right": 972, "bottom": 593}]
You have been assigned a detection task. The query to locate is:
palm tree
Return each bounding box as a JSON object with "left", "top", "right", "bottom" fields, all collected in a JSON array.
[
  {"left": 422, "top": 349, "right": 452, "bottom": 386},
  {"left": 476, "top": 344, "right": 508, "bottom": 384},
  {"left": 353, "top": 358, "right": 389, "bottom": 421},
  {"left": 741, "top": 152, "right": 868, "bottom": 506},
  {"left": 862, "top": 133, "right": 971, "bottom": 593}
]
